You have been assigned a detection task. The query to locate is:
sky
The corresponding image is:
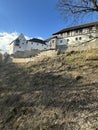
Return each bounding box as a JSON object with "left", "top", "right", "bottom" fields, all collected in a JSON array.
[{"left": 0, "top": 0, "right": 98, "bottom": 52}]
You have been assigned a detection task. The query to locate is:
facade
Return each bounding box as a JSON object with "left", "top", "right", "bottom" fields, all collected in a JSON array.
[
  {"left": 9, "top": 34, "right": 27, "bottom": 54},
  {"left": 9, "top": 22, "right": 98, "bottom": 55},
  {"left": 9, "top": 35, "right": 50, "bottom": 55},
  {"left": 27, "top": 38, "right": 50, "bottom": 51},
  {"left": 52, "top": 22, "right": 98, "bottom": 50},
  {"left": 45, "top": 36, "right": 67, "bottom": 52}
]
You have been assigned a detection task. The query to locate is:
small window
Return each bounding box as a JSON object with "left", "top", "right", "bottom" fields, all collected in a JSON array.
[
  {"left": 67, "top": 39, "right": 69, "bottom": 42},
  {"left": 75, "top": 30, "right": 78, "bottom": 33},
  {"left": 79, "top": 29, "right": 82, "bottom": 33},
  {"left": 79, "top": 37, "right": 82, "bottom": 40},
  {"left": 22, "top": 43, "right": 24, "bottom": 44},
  {"left": 89, "top": 27, "right": 92, "bottom": 31},
  {"left": 67, "top": 31, "right": 70, "bottom": 36},
  {"left": 60, "top": 40, "right": 62, "bottom": 43},
  {"left": 89, "top": 35, "right": 93, "bottom": 39},
  {"left": 52, "top": 40, "right": 54, "bottom": 43},
  {"left": 16, "top": 39, "right": 20, "bottom": 43},
  {"left": 75, "top": 37, "right": 78, "bottom": 41},
  {"left": 15, "top": 43, "right": 19, "bottom": 46}
]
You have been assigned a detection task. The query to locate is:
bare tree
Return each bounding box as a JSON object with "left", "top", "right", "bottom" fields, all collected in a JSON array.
[{"left": 57, "top": 0, "right": 98, "bottom": 24}]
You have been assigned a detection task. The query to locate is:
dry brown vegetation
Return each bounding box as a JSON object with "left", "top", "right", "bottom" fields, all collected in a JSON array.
[{"left": 0, "top": 49, "right": 98, "bottom": 130}]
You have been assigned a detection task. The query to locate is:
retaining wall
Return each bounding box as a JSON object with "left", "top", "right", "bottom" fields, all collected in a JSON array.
[
  {"left": 66, "top": 39, "right": 98, "bottom": 52},
  {"left": 12, "top": 50, "right": 57, "bottom": 63}
]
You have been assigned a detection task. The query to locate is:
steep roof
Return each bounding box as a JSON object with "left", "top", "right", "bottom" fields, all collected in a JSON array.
[
  {"left": 28, "top": 38, "right": 46, "bottom": 44},
  {"left": 45, "top": 36, "right": 58, "bottom": 42},
  {"left": 10, "top": 34, "right": 26, "bottom": 45},
  {"left": 53, "top": 22, "right": 98, "bottom": 35},
  {"left": 45, "top": 36, "right": 64, "bottom": 42}
]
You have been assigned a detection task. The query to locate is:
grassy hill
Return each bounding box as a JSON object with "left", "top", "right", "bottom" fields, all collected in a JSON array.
[{"left": 0, "top": 49, "right": 98, "bottom": 130}]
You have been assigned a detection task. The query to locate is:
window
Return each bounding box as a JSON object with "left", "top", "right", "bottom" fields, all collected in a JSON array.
[
  {"left": 79, "top": 29, "right": 82, "bottom": 34},
  {"left": 67, "top": 31, "right": 70, "bottom": 36},
  {"left": 15, "top": 39, "right": 20, "bottom": 43},
  {"left": 75, "top": 30, "right": 78, "bottom": 34},
  {"left": 89, "top": 35, "right": 93, "bottom": 39},
  {"left": 15, "top": 38, "right": 20, "bottom": 46},
  {"left": 75, "top": 37, "right": 78, "bottom": 41},
  {"left": 52, "top": 40, "right": 54, "bottom": 43},
  {"left": 60, "top": 40, "right": 62, "bottom": 43},
  {"left": 79, "top": 37, "right": 82, "bottom": 40},
  {"left": 89, "top": 27, "right": 92, "bottom": 31},
  {"left": 15, "top": 43, "right": 19, "bottom": 46},
  {"left": 67, "top": 39, "right": 69, "bottom": 42},
  {"left": 61, "top": 33, "right": 63, "bottom": 36}
]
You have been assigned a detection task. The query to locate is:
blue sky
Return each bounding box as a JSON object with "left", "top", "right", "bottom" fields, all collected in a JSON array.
[
  {"left": 0, "top": 0, "right": 98, "bottom": 52},
  {"left": 0, "top": 0, "right": 67, "bottom": 39}
]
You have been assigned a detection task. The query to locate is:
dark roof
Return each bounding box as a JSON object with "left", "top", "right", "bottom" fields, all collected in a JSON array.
[
  {"left": 28, "top": 38, "right": 46, "bottom": 44},
  {"left": 53, "top": 22, "right": 98, "bottom": 35},
  {"left": 45, "top": 36, "right": 58, "bottom": 42},
  {"left": 10, "top": 38, "right": 19, "bottom": 45},
  {"left": 10, "top": 34, "right": 25, "bottom": 45}
]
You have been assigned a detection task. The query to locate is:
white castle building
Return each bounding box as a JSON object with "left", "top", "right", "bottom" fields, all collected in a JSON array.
[
  {"left": 9, "top": 34, "right": 50, "bottom": 55},
  {"left": 52, "top": 22, "right": 98, "bottom": 51},
  {"left": 9, "top": 22, "right": 98, "bottom": 55}
]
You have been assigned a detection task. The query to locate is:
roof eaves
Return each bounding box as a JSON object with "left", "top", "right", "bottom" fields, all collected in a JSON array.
[{"left": 53, "top": 21, "right": 98, "bottom": 35}]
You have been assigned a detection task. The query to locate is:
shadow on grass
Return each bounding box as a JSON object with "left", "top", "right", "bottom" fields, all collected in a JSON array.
[
  {"left": 0, "top": 62, "right": 98, "bottom": 130},
  {"left": 0, "top": 63, "right": 98, "bottom": 109}
]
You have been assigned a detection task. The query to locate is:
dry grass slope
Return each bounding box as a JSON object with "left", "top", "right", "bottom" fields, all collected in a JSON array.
[{"left": 0, "top": 49, "right": 98, "bottom": 130}]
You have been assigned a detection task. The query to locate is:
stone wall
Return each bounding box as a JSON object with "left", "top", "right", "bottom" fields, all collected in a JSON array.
[
  {"left": 12, "top": 49, "right": 41, "bottom": 58},
  {"left": 12, "top": 50, "right": 57, "bottom": 63},
  {"left": 56, "top": 45, "right": 67, "bottom": 53},
  {"left": 66, "top": 39, "right": 98, "bottom": 52}
]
